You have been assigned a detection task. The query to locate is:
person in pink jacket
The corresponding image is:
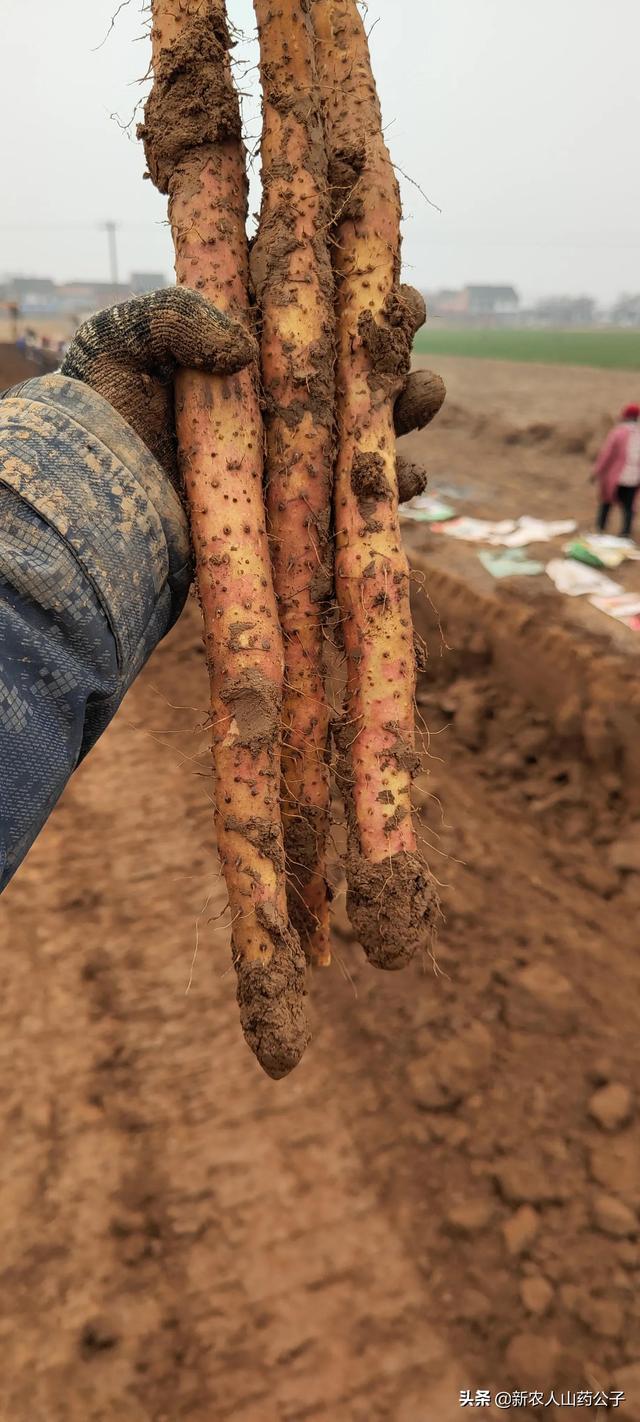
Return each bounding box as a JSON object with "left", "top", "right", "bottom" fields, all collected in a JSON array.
[{"left": 593, "top": 402, "right": 640, "bottom": 539}]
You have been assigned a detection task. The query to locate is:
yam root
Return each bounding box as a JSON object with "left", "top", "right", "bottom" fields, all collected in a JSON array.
[
  {"left": 312, "top": 0, "right": 439, "bottom": 968},
  {"left": 251, "top": 0, "right": 335, "bottom": 968},
  {"left": 140, "top": 0, "right": 310, "bottom": 1077}
]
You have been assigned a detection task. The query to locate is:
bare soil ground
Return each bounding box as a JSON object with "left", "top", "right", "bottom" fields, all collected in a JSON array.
[
  {"left": 401, "top": 355, "right": 640, "bottom": 658},
  {"left": 0, "top": 316, "right": 77, "bottom": 345},
  {"left": 1, "top": 357, "right": 640, "bottom": 1419},
  {"left": 0, "top": 341, "right": 58, "bottom": 389}
]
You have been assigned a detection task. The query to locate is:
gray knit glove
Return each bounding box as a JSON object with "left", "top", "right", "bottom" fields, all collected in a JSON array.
[{"left": 61, "top": 286, "right": 257, "bottom": 483}]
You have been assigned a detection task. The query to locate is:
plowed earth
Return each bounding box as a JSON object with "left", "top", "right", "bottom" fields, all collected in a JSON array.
[{"left": 1, "top": 356, "right": 639, "bottom": 1420}]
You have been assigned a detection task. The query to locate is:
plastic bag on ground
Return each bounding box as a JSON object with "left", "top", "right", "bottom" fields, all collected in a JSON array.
[
  {"left": 478, "top": 549, "right": 545, "bottom": 579},
  {"left": 545, "top": 559, "right": 621, "bottom": 599}
]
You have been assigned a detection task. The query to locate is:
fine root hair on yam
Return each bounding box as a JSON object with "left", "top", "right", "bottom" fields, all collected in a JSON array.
[
  {"left": 312, "top": 0, "right": 439, "bottom": 968},
  {"left": 143, "top": 0, "right": 310, "bottom": 1077}
]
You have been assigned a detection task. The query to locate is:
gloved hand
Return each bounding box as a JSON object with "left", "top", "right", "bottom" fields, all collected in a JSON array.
[
  {"left": 60, "top": 286, "right": 257, "bottom": 485},
  {"left": 393, "top": 285, "right": 446, "bottom": 503},
  {"left": 59, "top": 283, "right": 440, "bottom": 502}
]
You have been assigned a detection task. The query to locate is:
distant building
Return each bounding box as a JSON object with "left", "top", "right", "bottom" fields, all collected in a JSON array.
[
  {"left": 3, "top": 276, "right": 58, "bottom": 313},
  {"left": 532, "top": 295, "right": 596, "bottom": 327},
  {"left": 6, "top": 276, "right": 58, "bottom": 299},
  {"left": 427, "top": 288, "right": 470, "bottom": 318},
  {"left": 427, "top": 284, "right": 519, "bottom": 323},
  {"left": 465, "top": 285, "right": 519, "bottom": 317},
  {"left": 0, "top": 273, "right": 170, "bottom": 322},
  {"left": 57, "top": 280, "right": 131, "bottom": 307},
  {"left": 131, "top": 271, "right": 168, "bottom": 294},
  {"left": 610, "top": 294, "right": 640, "bottom": 328}
]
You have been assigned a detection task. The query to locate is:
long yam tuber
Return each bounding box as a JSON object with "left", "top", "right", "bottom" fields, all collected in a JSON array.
[
  {"left": 312, "top": 0, "right": 439, "bottom": 967},
  {"left": 141, "top": 0, "right": 309, "bottom": 1077},
  {"left": 251, "top": 0, "right": 335, "bottom": 967}
]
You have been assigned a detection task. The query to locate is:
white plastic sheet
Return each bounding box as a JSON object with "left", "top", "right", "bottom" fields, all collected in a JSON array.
[{"left": 545, "top": 559, "right": 621, "bottom": 599}]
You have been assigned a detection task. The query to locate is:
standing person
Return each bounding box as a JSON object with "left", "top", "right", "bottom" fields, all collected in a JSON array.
[{"left": 593, "top": 403, "right": 640, "bottom": 539}]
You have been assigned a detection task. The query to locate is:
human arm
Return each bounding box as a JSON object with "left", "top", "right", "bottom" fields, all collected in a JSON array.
[
  {"left": 0, "top": 285, "right": 442, "bottom": 894},
  {"left": 0, "top": 288, "right": 255, "bottom": 892}
]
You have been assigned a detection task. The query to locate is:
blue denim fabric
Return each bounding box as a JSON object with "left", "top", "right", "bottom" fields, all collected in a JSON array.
[{"left": 0, "top": 374, "right": 191, "bottom": 890}]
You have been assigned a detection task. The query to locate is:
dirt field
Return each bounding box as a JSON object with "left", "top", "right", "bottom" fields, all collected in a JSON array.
[
  {"left": 0, "top": 316, "right": 77, "bottom": 346},
  {"left": 1, "top": 357, "right": 640, "bottom": 1419},
  {"left": 402, "top": 354, "right": 640, "bottom": 651},
  {"left": 0, "top": 341, "right": 58, "bottom": 390},
  {"left": 408, "top": 352, "right": 639, "bottom": 528}
]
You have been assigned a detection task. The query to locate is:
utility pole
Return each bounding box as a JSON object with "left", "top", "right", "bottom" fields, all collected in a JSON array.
[{"left": 102, "top": 220, "right": 120, "bottom": 292}]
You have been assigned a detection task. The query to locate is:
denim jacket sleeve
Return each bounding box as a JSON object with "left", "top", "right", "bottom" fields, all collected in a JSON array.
[{"left": 0, "top": 373, "right": 191, "bottom": 891}]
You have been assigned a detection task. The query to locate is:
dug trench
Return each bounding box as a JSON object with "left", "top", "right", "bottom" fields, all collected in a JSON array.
[
  {"left": 1, "top": 357, "right": 640, "bottom": 1416},
  {"left": 1, "top": 561, "right": 639, "bottom": 1415}
]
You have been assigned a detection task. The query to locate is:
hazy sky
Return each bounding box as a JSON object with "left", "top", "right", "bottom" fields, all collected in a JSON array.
[{"left": 2, "top": 0, "right": 639, "bottom": 304}]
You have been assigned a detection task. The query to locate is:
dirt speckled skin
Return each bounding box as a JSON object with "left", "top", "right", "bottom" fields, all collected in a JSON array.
[
  {"left": 312, "top": 0, "right": 438, "bottom": 967},
  {"left": 251, "top": 0, "right": 335, "bottom": 968},
  {"left": 142, "top": 0, "right": 309, "bottom": 1077}
]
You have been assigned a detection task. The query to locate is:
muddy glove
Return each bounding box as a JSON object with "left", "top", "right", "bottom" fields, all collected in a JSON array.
[
  {"left": 392, "top": 285, "right": 446, "bottom": 503},
  {"left": 61, "top": 286, "right": 257, "bottom": 483}
]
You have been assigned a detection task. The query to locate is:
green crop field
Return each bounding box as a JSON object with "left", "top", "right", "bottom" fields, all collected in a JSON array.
[{"left": 412, "top": 327, "right": 640, "bottom": 372}]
